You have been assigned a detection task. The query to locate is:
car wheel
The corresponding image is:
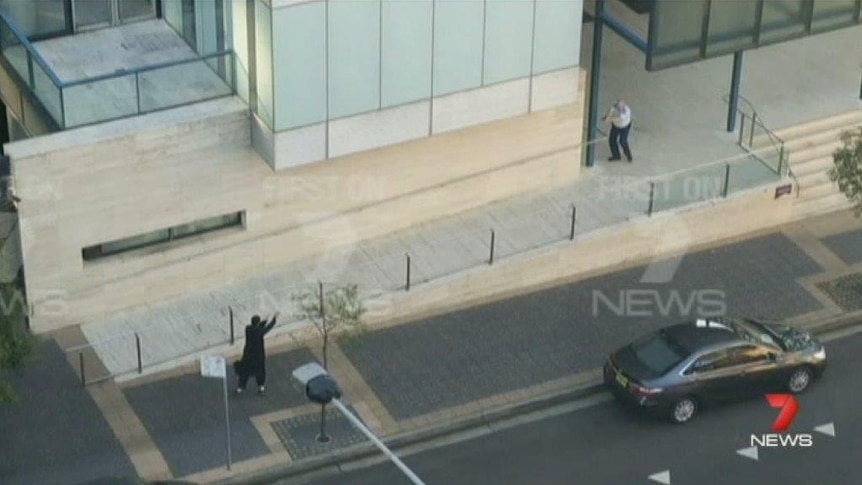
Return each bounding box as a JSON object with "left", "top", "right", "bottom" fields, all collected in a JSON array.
[
  {"left": 788, "top": 366, "right": 813, "bottom": 393},
  {"left": 670, "top": 397, "right": 697, "bottom": 424}
]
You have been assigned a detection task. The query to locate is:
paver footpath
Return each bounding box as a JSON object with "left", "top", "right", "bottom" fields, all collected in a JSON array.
[{"left": 2, "top": 210, "right": 862, "bottom": 485}]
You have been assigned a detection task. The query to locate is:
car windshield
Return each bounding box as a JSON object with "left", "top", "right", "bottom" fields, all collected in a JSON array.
[{"left": 631, "top": 329, "right": 690, "bottom": 376}]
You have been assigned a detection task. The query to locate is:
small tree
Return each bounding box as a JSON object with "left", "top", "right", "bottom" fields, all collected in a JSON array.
[
  {"left": 292, "top": 282, "right": 365, "bottom": 369},
  {"left": 0, "top": 281, "right": 37, "bottom": 403},
  {"left": 829, "top": 126, "right": 862, "bottom": 217}
]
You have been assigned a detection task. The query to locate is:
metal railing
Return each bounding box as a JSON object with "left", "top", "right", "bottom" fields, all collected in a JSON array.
[
  {"left": 723, "top": 93, "right": 798, "bottom": 197},
  {"left": 0, "top": 10, "right": 235, "bottom": 130}
]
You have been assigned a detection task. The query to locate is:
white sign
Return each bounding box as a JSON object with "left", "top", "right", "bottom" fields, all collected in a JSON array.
[{"left": 201, "top": 355, "right": 227, "bottom": 379}]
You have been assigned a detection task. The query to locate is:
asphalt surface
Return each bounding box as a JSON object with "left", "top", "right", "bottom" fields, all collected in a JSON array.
[{"left": 299, "top": 324, "right": 862, "bottom": 485}]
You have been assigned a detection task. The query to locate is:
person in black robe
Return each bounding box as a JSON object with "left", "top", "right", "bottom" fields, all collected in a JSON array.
[{"left": 235, "top": 312, "right": 279, "bottom": 394}]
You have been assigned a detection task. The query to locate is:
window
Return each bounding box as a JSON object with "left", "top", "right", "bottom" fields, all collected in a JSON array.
[
  {"left": 686, "top": 350, "right": 728, "bottom": 374},
  {"left": 82, "top": 211, "right": 243, "bottom": 261},
  {"left": 633, "top": 330, "right": 691, "bottom": 376},
  {"left": 726, "top": 345, "right": 771, "bottom": 367}
]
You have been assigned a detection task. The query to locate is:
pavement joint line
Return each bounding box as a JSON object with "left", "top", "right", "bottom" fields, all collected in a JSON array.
[{"left": 211, "top": 313, "right": 862, "bottom": 485}]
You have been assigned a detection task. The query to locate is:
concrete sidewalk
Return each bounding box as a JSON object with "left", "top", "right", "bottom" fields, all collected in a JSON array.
[
  {"left": 70, "top": 22, "right": 862, "bottom": 382},
  {"left": 4, "top": 209, "right": 862, "bottom": 485}
]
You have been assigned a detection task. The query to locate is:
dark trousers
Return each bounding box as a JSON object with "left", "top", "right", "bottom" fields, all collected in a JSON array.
[
  {"left": 238, "top": 365, "right": 266, "bottom": 389},
  {"left": 609, "top": 123, "right": 632, "bottom": 161}
]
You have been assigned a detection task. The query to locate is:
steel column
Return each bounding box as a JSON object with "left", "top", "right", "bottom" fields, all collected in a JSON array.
[
  {"left": 726, "top": 51, "right": 743, "bottom": 133},
  {"left": 585, "top": 0, "right": 605, "bottom": 167}
]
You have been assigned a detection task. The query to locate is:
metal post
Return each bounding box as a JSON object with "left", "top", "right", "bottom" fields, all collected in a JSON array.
[
  {"left": 859, "top": 62, "right": 862, "bottom": 100},
  {"left": 489, "top": 229, "right": 495, "bottom": 265},
  {"left": 647, "top": 182, "right": 655, "bottom": 216},
  {"left": 723, "top": 162, "right": 730, "bottom": 198},
  {"left": 778, "top": 144, "right": 786, "bottom": 176},
  {"left": 229, "top": 306, "right": 235, "bottom": 345},
  {"left": 727, "top": 51, "right": 743, "bottom": 132},
  {"left": 135, "top": 72, "right": 141, "bottom": 114},
  {"left": 585, "top": 0, "right": 605, "bottom": 167},
  {"left": 749, "top": 112, "right": 757, "bottom": 147},
  {"left": 318, "top": 404, "right": 330, "bottom": 443},
  {"left": 79, "top": 352, "right": 86, "bottom": 386},
  {"left": 738, "top": 113, "right": 746, "bottom": 146},
  {"left": 569, "top": 205, "right": 577, "bottom": 240},
  {"left": 135, "top": 333, "right": 142, "bottom": 374},
  {"left": 222, "top": 373, "right": 232, "bottom": 470},
  {"left": 331, "top": 398, "right": 425, "bottom": 485},
  {"left": 405, "top": 253, "right": 411, "bottom": 291}
]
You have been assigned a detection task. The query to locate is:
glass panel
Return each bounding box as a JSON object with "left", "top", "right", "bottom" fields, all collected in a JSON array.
[
  {"left": 759, "top": 0, "right": 809, "bottom": 44},
  {"left": 138, "top": 55, "right": 232, "bottom": 113},
  {"left": 273, "top": 1, "right": 326, "bottom": 129},
  {"left": 62, "top": 74, "right": 137, "bottom": 127},
  {"left": 74, "top": 0, "right": 113, "bottom": 30},
  {"left": 810, "top": 0, "right": 858, "bottom": 32},
  {"left": 163, "top": 0, "right": 183, "bottom": 33},
  {"left": 328, "top": 0, "right": 381, "bottom": 119},
  {"left": 181, "top": 0, "right": 196, "bottom": 50},
  {"left": 649, "top": 0, "right": 709, "bottom": 70},
  {"left": 31, "top": 56, "right": 62, "bottom": 125},
  {"left": 255, "top": 0, "right": 273, "bottom": 128},
  {"left": 0, "top": 18, "right": 30, "bottom": 83},
  {"left": 433, "top": 0, "right": 484, "bottom": 96},
  {"left": 483, "top": 0, "right": 533, "bottom": 85},
  {"left": 532, "top": 0, "right": 581, "bottom": 74},
  {"left": 172, "top": 213, "right": 241, "bottom": 239},
  {"left": 119, "top": 0, "right": 155, "bottom": 21},
  {"left": 102, "top": 229, "right": 170, "bottom": 255},
  {"left": 0, "top": 0, "right": 68, "bottom": 39},
  {"left": 381, "top": 0, "right": 432, "bottom": 108},
  {"left": 651, "top": 163, "right": 727, "bottom": 213},
  {"left": 705, "top": 0, "right": 758, "bottom": 55}
]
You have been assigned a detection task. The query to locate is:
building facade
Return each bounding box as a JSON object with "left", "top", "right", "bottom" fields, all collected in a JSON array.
[{"left": 0, "top": 0, "right": 586, "bottom": 332}]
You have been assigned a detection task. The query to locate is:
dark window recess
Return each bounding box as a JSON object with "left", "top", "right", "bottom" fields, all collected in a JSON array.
[{"left": 82, "top": 211, "right": 242, "bottom": 261}]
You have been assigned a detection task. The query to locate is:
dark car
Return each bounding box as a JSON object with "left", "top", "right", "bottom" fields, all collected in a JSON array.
[{"left": 603, "top": 317, "right": 826, "bottom": 424}]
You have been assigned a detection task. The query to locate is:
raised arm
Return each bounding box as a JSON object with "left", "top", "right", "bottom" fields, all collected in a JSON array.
[{"left": 263, "top": 312, "right": 279, "bottom": 334}]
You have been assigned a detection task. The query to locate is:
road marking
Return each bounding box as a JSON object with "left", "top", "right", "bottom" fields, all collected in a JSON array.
[
  {"left": 814, "top": 422, "right": 836, "bottom": 437},
  {"left": 736, "top": 446, "right": 759, "bottom": 461},
  {"left": 648, "top": 470, "right": 671, "bottom": 484}
]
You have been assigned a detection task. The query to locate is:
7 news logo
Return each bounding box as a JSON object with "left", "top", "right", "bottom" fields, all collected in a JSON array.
[{"left": 750, "top": 394, "right": 814, "bottom": 448}]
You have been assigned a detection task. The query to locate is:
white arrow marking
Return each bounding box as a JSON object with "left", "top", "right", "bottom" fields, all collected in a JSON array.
[
  {"left": 736, "top": 446, "right": 759, "bottom": 461},
  {"left": 814, "top": 422, "right": 835, "bottom": 437},
  {"left": 648, "top": 470, "right": 671, "bottom": 484}
]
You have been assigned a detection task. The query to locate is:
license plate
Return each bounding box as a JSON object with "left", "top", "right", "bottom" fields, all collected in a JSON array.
[{"left": 615, "top": 371, "right": 628, "bottom": 388}]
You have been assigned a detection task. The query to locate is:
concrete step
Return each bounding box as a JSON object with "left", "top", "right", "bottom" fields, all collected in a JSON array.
[
  {"left": 796, "top": 169, "right": 832, "bottom": 188},
  {"left": 789, "top": 144, "right": 840, "bottom": 168},
  {"left": 791, "top": 155, "right": 834, "bottom": 178},
  {"left": 793, "top": 192, "right": 854, "bottom": 219},
  {"left": 798, "top": 180, "right": 840, "bottom": 201},
  {"left": 783, "top": 128, "right": 846, "bottom": 153},
  {"left": 773, "top": 109, "right": 862, "bottom": 141}
]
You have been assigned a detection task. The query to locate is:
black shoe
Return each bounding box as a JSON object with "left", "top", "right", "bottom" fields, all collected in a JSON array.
[
  {"left": 627, "top": 157, "right": 633, "bottom": 163},
  {"left": 608, "top": 157, "right": 621, "bottom": 162}
]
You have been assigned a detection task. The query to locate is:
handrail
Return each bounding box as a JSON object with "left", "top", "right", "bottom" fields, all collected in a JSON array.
[
  {"left": 0, "top": 9, "right": 64, "bottom": 87},
  {"left": 62, "top": 49, "right": 234, "bottom": 87}
]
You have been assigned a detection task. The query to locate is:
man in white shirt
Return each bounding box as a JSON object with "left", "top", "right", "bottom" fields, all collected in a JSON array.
[{"left": 602, "top": 100, "right": 633, "bottom": 162}]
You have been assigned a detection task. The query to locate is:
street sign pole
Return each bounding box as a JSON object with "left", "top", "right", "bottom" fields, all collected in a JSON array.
[
  {"left": 201, "top": 355, "right": 232, "bottom": 470},
  {"left": 223, "top": 371, "right": 232, "bottom": 470}
]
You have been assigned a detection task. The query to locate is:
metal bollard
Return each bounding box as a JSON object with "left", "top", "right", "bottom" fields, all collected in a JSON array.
[
  {"left": 135, "top": 333, "right": 142, "bottom": 374},
  {"left": 489, "top": 230, "right": 495, "bottom": 265},
  {"left": 79, "top": 351, "right": 86, "bottom": 387},
  {"left": 723, "top": 162, "right": 731, "bottom": 198},
  {"left": 229, "top": 306, "right": 235, "bottom": 345},
  {"left": 647, "top": 182, "right": 655, "bottom": 216},
  {"left": 405, "top": 253, "right": 411, "bottom": 291},
  {"left": 570, "top": 205, "right": 577, "bottom": 240}
]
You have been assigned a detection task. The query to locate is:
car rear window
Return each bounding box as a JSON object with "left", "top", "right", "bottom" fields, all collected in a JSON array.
[{"left": 632, "top": 330, "right": 690, "bottom": 376}]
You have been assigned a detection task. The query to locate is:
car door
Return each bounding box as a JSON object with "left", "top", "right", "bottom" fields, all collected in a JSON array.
[
  {"left": 683, "top": 349, "right": 743, "bottom": 402},
  {"left": 724, "top": 345, "right": 779, "bottom": 396}
]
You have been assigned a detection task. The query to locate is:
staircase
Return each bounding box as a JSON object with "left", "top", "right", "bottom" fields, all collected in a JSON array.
[{"left": 758, "top": 110, "right": 862, "bottom": 219}]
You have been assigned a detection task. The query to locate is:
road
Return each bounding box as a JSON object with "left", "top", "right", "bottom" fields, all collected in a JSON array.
[{"left": 295, "top": 325, "right": 862, "bottom": 485}]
